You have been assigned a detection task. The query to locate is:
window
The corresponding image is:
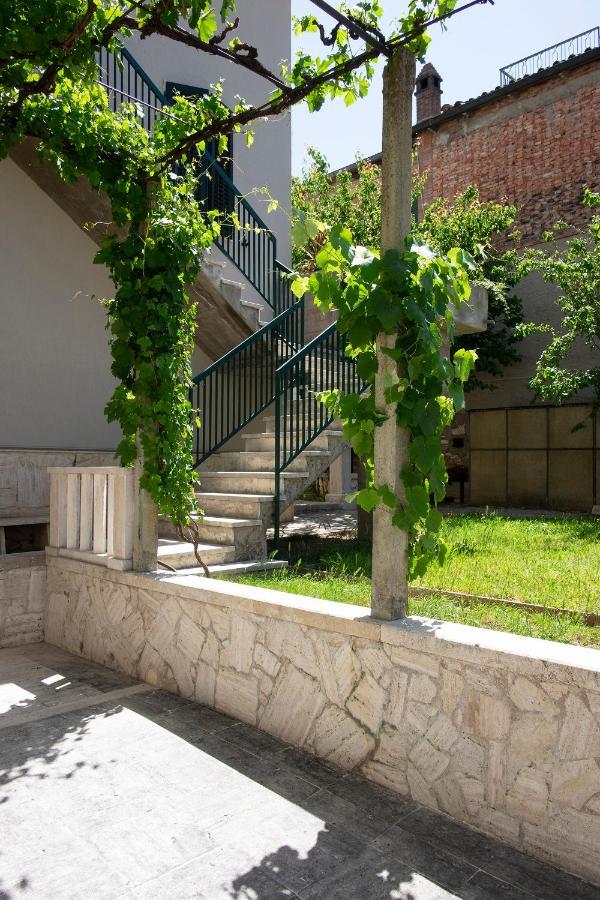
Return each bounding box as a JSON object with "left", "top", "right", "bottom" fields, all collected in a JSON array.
[{"left": 165, "top": 82, "right": 234, "bottom": 221}]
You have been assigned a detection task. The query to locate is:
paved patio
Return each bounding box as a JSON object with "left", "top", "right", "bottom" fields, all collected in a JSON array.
[{"left": 1, "top": 644, "right": 597, "bottom": 900}]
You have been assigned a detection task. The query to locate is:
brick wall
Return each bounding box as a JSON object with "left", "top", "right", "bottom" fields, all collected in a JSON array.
[{"left": 416, "top": 58, "right": 600, "bottom": 246}]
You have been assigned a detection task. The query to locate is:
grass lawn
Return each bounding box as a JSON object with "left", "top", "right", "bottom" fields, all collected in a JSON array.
[{"left": 228, "top": 513, "right": 600, "bottom": 648}]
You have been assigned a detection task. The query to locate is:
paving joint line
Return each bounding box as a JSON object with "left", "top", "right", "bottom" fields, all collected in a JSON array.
[{"left": 0, "top": 682, "right": 152, "bottom": 731}]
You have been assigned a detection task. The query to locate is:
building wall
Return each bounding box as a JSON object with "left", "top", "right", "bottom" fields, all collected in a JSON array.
[
  {"left": 416, "top": 58, "right": 600, "bottom": 245},
  {"left": 414, "top": 57, "right": 600, "bottom": 430},
  {"left": 0, "top": 552, "right": 46, "bottom": 647},
  {"left": 0, "top": 158, "right": 121, "bottom": 451},
  {"left": 46, "top": 556, "right": 600, "bottom": 886},
  {"left": 127, "top": 0, "right": 292, "bottom": 267}
]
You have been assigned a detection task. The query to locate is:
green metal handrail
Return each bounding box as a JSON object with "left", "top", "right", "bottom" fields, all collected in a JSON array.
[
  {"left": 190, "top": 299, "right": 305, "bottom": 466},
  {"left": 96, "top": 44, "right": 293, "bottom": 314},
  {"left": 273, "top": 323, "right": 368, "bottom": 543}
]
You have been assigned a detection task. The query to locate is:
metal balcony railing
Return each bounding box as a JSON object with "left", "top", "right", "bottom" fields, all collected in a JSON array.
[
  {"left": 499, "top": 27, "right": 599, "bottom": 86},
  {"left": 95, "top": 44, "right": 294, "bottom": 314}
]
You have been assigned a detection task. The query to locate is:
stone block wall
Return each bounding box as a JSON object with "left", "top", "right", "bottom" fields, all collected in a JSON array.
[
  {"left": 45, "top": 556, "right": 600, "bottom": 885},
  {"left": 0, "top": 449, "right": 115, "bottom": 518},
  {"left": 0, "top": 552, "right": 47, "bottom": 647}
]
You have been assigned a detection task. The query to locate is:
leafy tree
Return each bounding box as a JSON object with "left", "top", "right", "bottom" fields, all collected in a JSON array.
[
  {"left": 519, "top": 189, "right": 600, "bottom": 404},
  {"left": 292, "top": 225, "right": 478, "bottom": 576},
  {"left": 292, "top": 154, "right": 525, "bottom": 390},
  {"left": 416, "top": 185, "right": 526, "bottom": 391},
  {"left": 292, "top": 147, "right": 384, "bottom": 273}
]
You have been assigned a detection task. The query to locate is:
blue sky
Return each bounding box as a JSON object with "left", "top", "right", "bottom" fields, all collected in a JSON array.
[{"left": 291, "top": 0, "right": 599, "bottom": 174}]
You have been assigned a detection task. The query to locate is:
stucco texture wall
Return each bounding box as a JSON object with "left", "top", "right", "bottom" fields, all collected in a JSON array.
[
  {"left": 46, "top": 556, "right": 600, "bottom": 886},
  {"left": 0, "top": 158, "right": 120, "bottom": 451},
  {"left": 126, "top": 0, "right": 292, "bottom": 268}
]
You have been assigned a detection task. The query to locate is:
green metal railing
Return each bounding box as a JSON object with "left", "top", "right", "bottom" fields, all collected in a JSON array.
[
  {"left": 96, "top": 44, "right": 365, "bottom": 509},
  {"left": 499, "top": 27, "right": 600, "bottom": 85},
  {"left": 190, "top": 299, "right": 305, "bottom": 465},
  {"left": 273, "top": 323, "right": 368, "bottom": 543},
  {"left": 95, "top": 44, "right": 294, "bottom": 313}
]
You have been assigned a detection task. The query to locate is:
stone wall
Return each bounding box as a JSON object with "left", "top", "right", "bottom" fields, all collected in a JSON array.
[
  {"left": 0, "top": 552, "right": 47, "bottom": 647},
  {"left": 0, "top": 449, "right": 116, "bottom": 518},
  {"left": 45, "top": 555, "right": 600, "bottom": 885}
]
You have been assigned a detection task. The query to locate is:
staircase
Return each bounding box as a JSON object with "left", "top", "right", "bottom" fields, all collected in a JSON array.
[
  {"left": 157, "top": 312, "right": 366, "bottom": 575},
  {"left": 92, "top": 44, "right": 367, "bottom": 575},
  {"left": 157, "top": 419, "right": 346, "bottom": 575}
]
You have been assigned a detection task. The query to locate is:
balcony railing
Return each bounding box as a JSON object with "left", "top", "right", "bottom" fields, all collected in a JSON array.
[
  {"left": 499, "top": 27, "right": 600, "bottom": 86},
  {"left": 95, "top": 44, "right": 294, "bottom": 313}
]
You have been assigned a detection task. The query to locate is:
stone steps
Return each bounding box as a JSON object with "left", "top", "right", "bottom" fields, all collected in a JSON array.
[
  {"left": 158, "top": 514, "right": 265, "bottom": 560},
  {"left": 198, "top": 470, "right": 307, "bottom": 496},
  {"left": 196, "top": 492, "right": 273, "bottom": 520},
  {"left": 200, "top": 449, "right": 330, "bottom": 474},
  {"left": 242, "top": 430, "right": 343, "bottom": 452},
  {"left": 157, "top": 538, "right": 237, "bottom": 570},
  {"left": 161, "top": 420, "right": 348, "bottom": 574}
]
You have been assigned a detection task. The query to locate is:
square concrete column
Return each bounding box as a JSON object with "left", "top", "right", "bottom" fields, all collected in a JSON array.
[
  {"left": 326, "top": 447, "right": 354, "bottom": 506},
  {"left": 132, "top": 437, "right": 158, "bottom": 572},
  {"left": 370, "top": 47, "right": 416, "bottom": 622}
]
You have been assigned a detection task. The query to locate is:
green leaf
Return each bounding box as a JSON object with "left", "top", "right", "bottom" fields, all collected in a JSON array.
[
  {"left": 291, "top": 276, "right": 309, "bottom": 299},
  {"left": 354, "top": 487, "right": 380, "bottom": 513}
]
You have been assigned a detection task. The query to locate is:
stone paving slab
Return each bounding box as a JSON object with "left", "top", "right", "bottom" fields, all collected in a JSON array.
[{"left": 1, "top": 643, "right": 597, "bottom": 900}]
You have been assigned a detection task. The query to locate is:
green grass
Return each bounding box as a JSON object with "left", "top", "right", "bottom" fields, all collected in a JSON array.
[
  {"left": 226, "top": 513, "right": 600, "bottom": 648},
  {"left": 412, "top": 513, "right": 600, "bottom": 612}
]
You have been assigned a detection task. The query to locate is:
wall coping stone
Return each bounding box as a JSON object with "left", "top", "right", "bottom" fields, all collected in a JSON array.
[
  {"left": 1, "top": 551, "right": 47, "bottom": 572},
  {"left": 46, "top": 553, "right": 600, "bottom": 691}
]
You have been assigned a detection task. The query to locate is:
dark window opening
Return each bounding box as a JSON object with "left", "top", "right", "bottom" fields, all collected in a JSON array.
[
  {"left": 434, "top": 77, "right": 441, "bottom": 88},
  {"left": 452, "top": 437, "right": 465, "bottom": 449},
  {"left": 419, "top": 77, "right": 429, "bottom": 90},
  {"left": 3, "top": 523, "right": 48, "bottom": 554},
  {"left": 165, "top": 82, "right": 235, "bottom": 226}
]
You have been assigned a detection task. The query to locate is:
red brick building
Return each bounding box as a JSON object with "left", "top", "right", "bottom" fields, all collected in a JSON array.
[
  {"left": 338, "top": 31, "right": 600, "bottom": 510},
  {"left": 413, "top": 41, "right": 599, "bottom": 246}
]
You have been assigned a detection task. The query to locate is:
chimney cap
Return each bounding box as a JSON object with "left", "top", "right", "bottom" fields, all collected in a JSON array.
[{"left": 417, "top": 62, "right": 442, "bottom": 81}]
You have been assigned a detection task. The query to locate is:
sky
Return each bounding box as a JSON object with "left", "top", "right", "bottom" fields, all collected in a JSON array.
[{"left": 290, "top": 0, "right": 599, "bottom": 175}]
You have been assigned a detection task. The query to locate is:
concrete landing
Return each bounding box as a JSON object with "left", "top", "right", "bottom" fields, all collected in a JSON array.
[{"left": 1, "top": 644, "right": 596, "bottom": 900}]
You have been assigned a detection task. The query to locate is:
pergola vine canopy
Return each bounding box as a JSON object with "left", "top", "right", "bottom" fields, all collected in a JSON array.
[{"left": 0, "top": 0, "right": 491, "bottom": 571}]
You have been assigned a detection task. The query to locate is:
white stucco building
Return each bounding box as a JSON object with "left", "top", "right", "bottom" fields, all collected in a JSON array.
[{"left": 0, "top": 1, "right": 293, "bottom": 536}]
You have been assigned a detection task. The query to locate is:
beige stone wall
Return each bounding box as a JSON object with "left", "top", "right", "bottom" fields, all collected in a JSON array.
[
  {"left": 45, "top": 556, "right": 600, "bottom": 885},
  {"left": 0, "top": 449, "right": 115, "bottom": 518},
  {"left": 0, "top": 552, "right": 47, "bottom": 648}
]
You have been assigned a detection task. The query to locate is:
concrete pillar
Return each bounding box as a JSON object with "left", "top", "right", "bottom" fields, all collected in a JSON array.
[
  {"left": 132, "top": 437, "right": 158, "bottom": 571},
  {"left": 326, "top": 447, "right": 354, "bottom": 506},
  {"left": 371, "top": 47, "right": 416, "bottom": 621}
]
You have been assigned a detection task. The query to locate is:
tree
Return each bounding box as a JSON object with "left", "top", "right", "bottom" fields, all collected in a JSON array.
[
  {"left": 292, "top": 153, "right": 525, "bottom": 390},
  {"left": 416, "top": 185, "right": 525, "bottom": 391},
  {"left": 0, "top": 0, "right": 491, "bottom": 571},
  {"left": 292, "top": 147, "right": 384, "bottom": 273},
  {"left": 520, "top": 189, "right": 600, "bottom": 405}
]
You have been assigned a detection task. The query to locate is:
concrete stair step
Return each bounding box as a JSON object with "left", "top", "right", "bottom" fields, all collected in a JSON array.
[
  {"left": 157, "top": 539, "right": 237, "bottom": 570},
  {"left": 239, "top": 299, "right": 263, "bottom": 330},
  {"left": 201, "top": 449, "right": 329, "bottom": 474},
  {"left": 243, "top": 430, "right": 343, "bottom": 452},
  {"left": 164, "top": 558, "right": 288, "bottom": 578},
  {"left": 196, "top": 492, "right": 273, "bottom": 520},
  {"left": 159, "top": 514, "right": 263, "bottom": 543},
  {"left": 198, "top": 470, "right": 307, "bottom": 496},
  {"left": 219, "top": 277, "right": 244, "bottom": 307},
  {"left": 264, "top": 415, "right": 342, "bottom": 432}
]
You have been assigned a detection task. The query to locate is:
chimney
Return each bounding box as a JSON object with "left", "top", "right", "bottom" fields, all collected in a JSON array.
[{"left": 415, "top": 62, "right": 442, "bottom": 121}]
